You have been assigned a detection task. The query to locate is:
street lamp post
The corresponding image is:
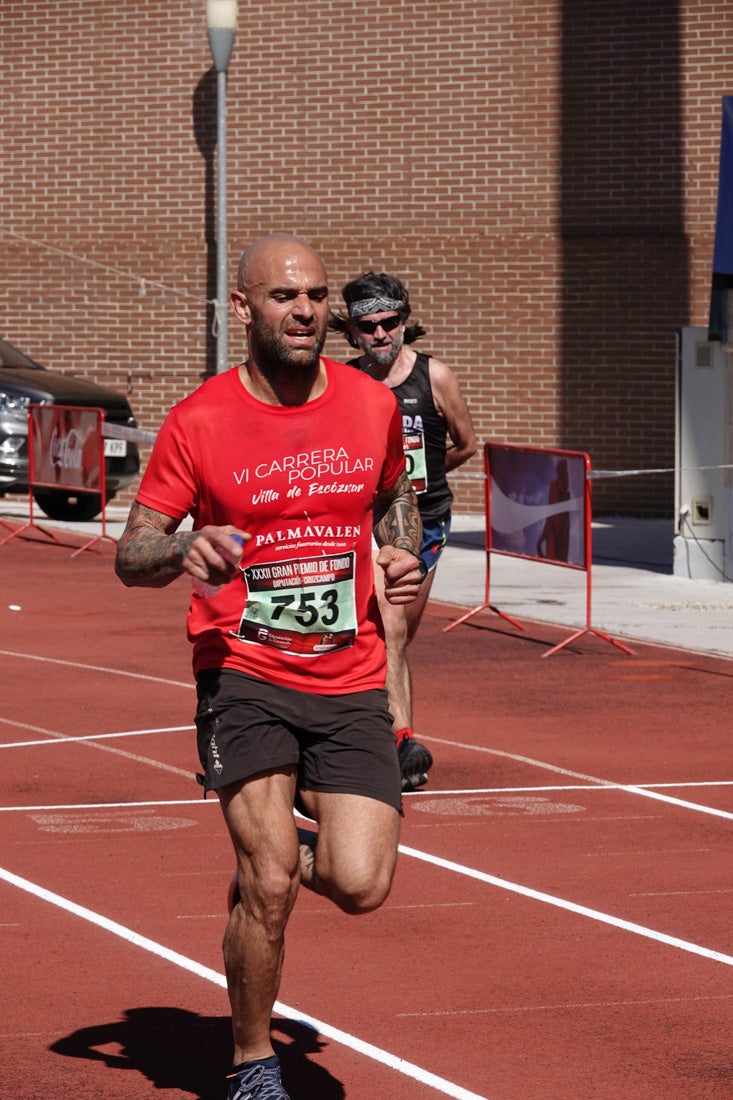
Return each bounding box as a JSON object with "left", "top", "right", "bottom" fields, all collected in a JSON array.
[{"left": 206, "top": 0, "right": 238, "bottom": 374}]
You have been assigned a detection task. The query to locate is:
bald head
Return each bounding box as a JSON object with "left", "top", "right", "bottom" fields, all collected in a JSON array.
[
  {"left": 237, "top": 233, "right": 325, "bottom": 292},
  {"left": 229, "top": 232, "right": 330, "bottom": 395}
]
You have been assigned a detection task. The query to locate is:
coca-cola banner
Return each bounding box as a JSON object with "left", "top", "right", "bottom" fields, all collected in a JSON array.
[{"left": 30, "top": 405, "right": 103, "bottom": 493}]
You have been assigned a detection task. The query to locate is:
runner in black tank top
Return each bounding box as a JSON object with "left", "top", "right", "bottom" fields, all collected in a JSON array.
[{"left": 334, "top": 272, "right": 477, "bottom": 790}]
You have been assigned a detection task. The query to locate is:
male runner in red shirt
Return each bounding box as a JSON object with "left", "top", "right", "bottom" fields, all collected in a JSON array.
[{"left": 115, "top": 234, "right": 424, "bottom": 1100}]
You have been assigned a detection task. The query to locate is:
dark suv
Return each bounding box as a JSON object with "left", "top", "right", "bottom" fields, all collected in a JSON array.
[{"left": 0, "top": 338, "right": 140, "bottom": 521}]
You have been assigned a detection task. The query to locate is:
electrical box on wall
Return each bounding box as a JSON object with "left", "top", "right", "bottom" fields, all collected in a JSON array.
[{"left": 675, "top": 327, "right": 730, "bottom": 580}]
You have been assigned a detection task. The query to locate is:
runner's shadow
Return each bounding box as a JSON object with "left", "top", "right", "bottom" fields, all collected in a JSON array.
[{"left": 50, "top": 1006, "right": 345, "bottom": 1099}]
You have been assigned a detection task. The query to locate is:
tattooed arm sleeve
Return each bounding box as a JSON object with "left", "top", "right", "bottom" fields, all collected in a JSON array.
[
  {"left": 372, "top": 468, "right": 423, "bottom": 556},
  {"left": 114, "top": 501, "right": 192, "bottom": 588}
]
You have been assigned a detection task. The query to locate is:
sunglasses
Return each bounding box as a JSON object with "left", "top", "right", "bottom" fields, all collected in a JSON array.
[{"left": 353, "top": 314, "right": 403, "bottom": 335}]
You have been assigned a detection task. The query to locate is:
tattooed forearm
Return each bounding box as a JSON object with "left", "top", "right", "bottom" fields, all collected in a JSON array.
[
  {"left": 373, "top": 469, "right": 423, "bottom": 553},
  {"left": 114, "top": 502, "right": 190, "bottom": 588}
]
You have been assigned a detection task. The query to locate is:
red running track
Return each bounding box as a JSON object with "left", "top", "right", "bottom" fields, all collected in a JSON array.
[{"left": 1, "top": 530, "right": 732, "bottom": 1099}]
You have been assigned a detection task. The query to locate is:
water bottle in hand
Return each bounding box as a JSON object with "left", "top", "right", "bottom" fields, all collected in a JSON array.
[{"left": 191, "top": 533, "right": 245, "bottom": 598}]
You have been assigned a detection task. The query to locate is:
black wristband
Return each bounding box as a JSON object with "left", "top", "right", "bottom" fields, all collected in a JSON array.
[{"left": 416, "top": 558, "right": 429, "bottom": 583}]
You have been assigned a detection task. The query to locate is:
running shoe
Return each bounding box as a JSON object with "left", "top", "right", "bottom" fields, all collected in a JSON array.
[
  {"left": 226, "top": 1059, "right": 291, "bottom": 1099},
  {"left": 398, "top": 736, "right": 433, "bottom": 791}
]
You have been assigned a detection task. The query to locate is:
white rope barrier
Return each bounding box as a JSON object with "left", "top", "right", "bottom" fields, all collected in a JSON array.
[
  {"left": 450, "top": 464, "right": 733, "bottom": 481},
  {"left": 101, "top": 422, "right": 158, "bottom": 446}
]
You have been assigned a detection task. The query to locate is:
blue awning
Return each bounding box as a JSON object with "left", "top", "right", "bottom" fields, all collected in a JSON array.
[
  {"left": 708, "top": 96, "right": 733, "bottom": 340},
  {"left": 713, "top": 97, "right": 733, "bottom": 273}
]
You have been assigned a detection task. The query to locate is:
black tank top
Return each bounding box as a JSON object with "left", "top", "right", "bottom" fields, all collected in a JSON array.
[{"left": 351, "top": 352, "right": 453, "bottom": 522}]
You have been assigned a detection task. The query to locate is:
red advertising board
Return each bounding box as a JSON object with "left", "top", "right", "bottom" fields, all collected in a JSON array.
[
  {"left": 30, "top": 405, "right": 104, "bottom": 493},
  {"left": 487, "top": 443, "right": 588, "bottom": 569},
  {"left": 444, "top": 442, "right": 633, "bottom": 656},
  {"left": 0, "top": 404, "right": 114, "bottom": 556}
]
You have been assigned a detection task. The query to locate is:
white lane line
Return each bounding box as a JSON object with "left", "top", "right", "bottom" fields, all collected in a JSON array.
[
  {"left": 0, "top": 725, "right": 194, "bottom": 749},
  {"left": 3, "top": 719, "right": 731, "bottom": 811},
  {"left": 0, "top": 798, "right": 213, "bottom": 813},
  {"left": 0, "top": 649, "right": 192, "bottom": 689},
  {"left": 406, "top": 781, "right": 733, "bottom": 793},
  {"left": 0, "top": 718, "right": 193, "bottom": 778},
  {"left": 398, "top": 844, "right": 733, "bottom": 968},
  {"left": 59, "top": 745, "right": 191, "bottom": 777},
  {"left": 0, "top": 798, "right": 212, "bottom": 813},
  {"left": 0, "top": 800, "right": 315, "bottom": 815},
  {"left": 423, "top": 737, "right": 733, "bottom": 820},
  {"left": 2, "top": 795, "right": 730, "bottom": 973},
  {"left": 0, "top": 866, "right": 489, "bottom": 1100},
  {"left": 2, "top": 651, "right": 730, "bottom": 819}
]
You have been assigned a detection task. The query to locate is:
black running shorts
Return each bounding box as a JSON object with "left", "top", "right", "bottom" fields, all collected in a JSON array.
[{"left": 194, "top": 668, "right": 402, "bottom": 811}]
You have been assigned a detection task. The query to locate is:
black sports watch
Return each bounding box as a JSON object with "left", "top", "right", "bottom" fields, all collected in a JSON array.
[{"left": 416, "top": 558, "right": 429, "bottom": 583}]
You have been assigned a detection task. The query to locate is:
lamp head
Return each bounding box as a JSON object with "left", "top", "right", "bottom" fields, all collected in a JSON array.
[{"left": 206, "top": 0, "right": 238, "bottom": 72}]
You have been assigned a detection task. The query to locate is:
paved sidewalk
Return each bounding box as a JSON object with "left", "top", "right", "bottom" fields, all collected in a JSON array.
[
  {"left": 3, "top": 501, "right": 733, "bottom": 659},
  {"left": 432, "top": 514, "right": 733, "bottom": 659}
]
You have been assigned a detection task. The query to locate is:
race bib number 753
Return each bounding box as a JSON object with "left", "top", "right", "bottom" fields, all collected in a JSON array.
[{"left": 232, "top": 552, "right": 357, "bottom": 657}]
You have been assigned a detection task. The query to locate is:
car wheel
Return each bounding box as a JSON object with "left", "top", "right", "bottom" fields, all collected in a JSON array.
[{"left": 32, "top": 489, "right": 105, "bottom": 522}]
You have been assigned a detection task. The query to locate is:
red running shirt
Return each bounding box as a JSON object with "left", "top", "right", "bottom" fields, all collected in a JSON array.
[{"left": 136, "top": 359, "right": 405, "bottom": 694}]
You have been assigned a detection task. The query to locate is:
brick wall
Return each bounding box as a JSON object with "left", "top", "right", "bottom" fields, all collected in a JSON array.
[{"left": 2, "top": 0, "right": 731, "bottom": 518}]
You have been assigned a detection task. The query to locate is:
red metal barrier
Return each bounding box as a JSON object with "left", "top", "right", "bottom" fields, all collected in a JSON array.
[
  {"left": 1, "top": 405, "right": 116, "bottom": 556},
  {"left": 444, "top": 442, "right": 634, "bottom": 656}
]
